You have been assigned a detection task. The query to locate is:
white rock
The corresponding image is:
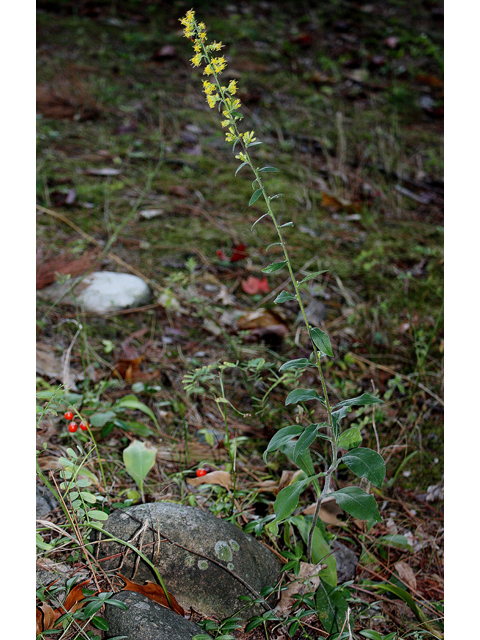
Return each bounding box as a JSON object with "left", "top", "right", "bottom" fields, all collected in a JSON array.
[{"left": 39, "top": 271, "right": 151, "bottom": 314}]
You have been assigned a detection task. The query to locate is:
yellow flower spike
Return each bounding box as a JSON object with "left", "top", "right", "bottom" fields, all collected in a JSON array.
[
  {"left": 203, "top": 80, "right": 216, "bottom": 95},
  {"left": 203, "top": 64, "right": 213, "bottom": 76},
  {"left": 242, "top": 131, "right": 257, "bottom": 145},
  {"left": 227, "top": 80, "right": 238, "bottom": 95},
  {"left": 206, "top": 93, "right": 219, "bottom": 109}
]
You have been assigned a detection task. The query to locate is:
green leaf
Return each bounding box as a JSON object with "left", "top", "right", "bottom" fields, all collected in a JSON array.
[
  {"left": 274, "top": 290, "right": 296, "bottom": 304},
  {"left": 332, "top": 487, "right": 381, "bottom": 522},
  {"left": 90, "top": 410, "right": 116, "bottom": 427},
  {"left": 337, "top": 427, "right": 362, "bottom": 450},
  {"left": 114, "top": 419, "right": 156, "bottom": 438},
  {"left": 361, "top": 581, "right": 426, "bottom": 623},
  {"left": 258, "top": 166, "right": 279, "bottom": 173},
  {"left": 285, "top": 388, "right": 325, "bottom": 406},
  {"left": 249, "top": 188, "right": 263, "bottom": 206},
  {"left": 273, "top": 477, "right": 312, "bottom": 521},
  {"left": 80, "top": 491, "right": 97, "bottom": 504},
  {"left": 341, "top": 448, "right": 386, "bottom": 487},
  {"left": 292, "top": 424, "right": 320, "bottom": 463},
  {"left": 36, "top": 532, "right": 53, "bottom": 551},
  {"left": 123, "top": 440, "right": 157, "bottom": 493},
  {"left": 374, "top": 534, "right": 413, "bottom": 551},
  {"left": 266, "top": 242, "right": 282, "bottom": 251},
  {"left": 83, "top": 600, "right": 105, "bottom": 618},
  {"left": 333, "top": 393, "right": 383, "bottom": 409},
  {"left": 88, "top": 510, "right": 108, "bottom": 521},
  {"left": 262, "top": 260, "right": 287, "bottom": 273},
  {"left": 290, "top": 516, "right": 337, "bottom": 586},
  {"left": 359, "top": 631, "right": 383, "bottom": 640},
  {"left": 91, "top": 617, "right": 109, "bottom": 631},
  {"left": 247, "top": 141, "right": 262, "bottom": 147},
  {"left": 279, "top": 358, "right": 312, "bottom": 371},
  {"left": 298, "top": 270, "right": 328, "bottom": 285},
  {"left": 315, "top": 578, "right": 349, "bottom": 633},
  {"left": 251, "top": 213, "right": 269, "bottom": 230},
  {"left": 310, "top": 328, "right": 333, "bottom": 357},
  {"left": 114, "top": 396, "right": 160, "bottom": 429},
  {"left": 263, "top": 425, "right": 303, "bottom": 462},
  {"left": 279, "top": 219, "right": 293, "bottom": 225},
  {"left": 235, "top": 162, "right": 249, "bottom": 176}
]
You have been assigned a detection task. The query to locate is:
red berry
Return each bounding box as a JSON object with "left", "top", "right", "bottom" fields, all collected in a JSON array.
[
  {"left": 64, "top": 411, "right": 74, "bottom": 421},
  {"left": 68, "top": 422, "right": 78, "bottom": 433},
  {"left": 196, "top": 469, "right": 207, "bottom": 477},
  {"left": 79, "top": 422, "right": 89, "bottom": 431}
]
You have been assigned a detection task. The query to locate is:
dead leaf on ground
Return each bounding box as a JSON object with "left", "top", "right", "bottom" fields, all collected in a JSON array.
[
  {"left": 36, "top": 579, "right": 90, "bottom": 634},
  {"left": 36, "top": 250, "right": 99, "bottom": 290},
  {"left": 237, "top": 309, "right": 285, "bottom": 330},
  {"left": 278, "top": 470, "right": 305, "bottom": 493},
  {"left": 36, "top": 343, "right": 81, "bottom": 390},
  {"left": 118, "top": 573, "right": 184, "bottom": 616},
  {"left": 241, "top": 276, "right": 270, "bottom": 295},
  {"left": 276, "top": 562, "right": 325, "bottom": 617},
  {"left": 187, "top": 470, "right": 232, "bottom": 490},
  {"left": 321, "top": 191, "right": 362, "bottom": 213},
  {"left": 301, "top": 495, "right": 344, "bottom": 526},
  {"left": 37, "top": 82, "right": 101, "bottom": 121},
  {"left": 395, "top": 561, "right": 417, "bottom": 591}
]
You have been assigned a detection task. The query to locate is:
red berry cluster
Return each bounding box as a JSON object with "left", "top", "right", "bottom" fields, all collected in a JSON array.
[{"left": 64, "top": 411, "right": 89, "bottom": 434}]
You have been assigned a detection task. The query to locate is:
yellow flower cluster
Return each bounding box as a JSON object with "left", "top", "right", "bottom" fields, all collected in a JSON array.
[{"left": 180, "top": 10, "right": 256, "bottom": 146}]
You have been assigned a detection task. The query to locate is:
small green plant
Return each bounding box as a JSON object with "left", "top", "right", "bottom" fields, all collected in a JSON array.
[
  {"left": 179, "top": 10, "right": 388, "bottom": 633},
  {"left": 122, "top": 438, "right": 157, "bottom": 502}
]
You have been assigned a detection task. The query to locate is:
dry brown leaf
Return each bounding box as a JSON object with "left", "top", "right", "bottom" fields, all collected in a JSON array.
[
  {"left": 36, "top": 343, "right": 81, "bottom": 390},
  {"left": 187, "top": 470, "right": 232, "bottom": 489},
  {"left": 301, "top": 495, "right": 344, "bottom": 526},
  {"left": 238, "top": 309, "right": 284, "bottom": 330},
  {"left": 36, "top": 250, "right": 99, "bottom": 290},
  {"left": 395, "top": 561, "right": 417, "bottom": 591},
  {"left": 321, "top": 191, "right": 361, "bottom": 213},
  {"left": 276, "top": 562, "right": 325, "bottom": 616},
  {"left": 278, "top": 470, "right": 304, "bottom": 492},
  {"left": 118, "top": 573, "right": 184, "bottom": 616},
  {"left": 36, "top": 579, "right": 89, "bottom": 633}
]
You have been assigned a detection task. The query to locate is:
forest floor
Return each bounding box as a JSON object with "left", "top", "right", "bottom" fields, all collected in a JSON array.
[{"left": 36, "top": 1, "right": 444, "bottom": 638}]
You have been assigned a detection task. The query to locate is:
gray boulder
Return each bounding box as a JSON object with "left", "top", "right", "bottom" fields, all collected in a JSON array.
[
  {"left": 95, "top": 502, "right": 282, "bottom": 620},
  {"left": 38, "top": 271, "right": 151, "bottom": 314},
  {"left": 105, "top": 592, "right": 211, "bottom": 640},
  {"left": 36, "top": 484, "right": 59, "bottom": 519}
]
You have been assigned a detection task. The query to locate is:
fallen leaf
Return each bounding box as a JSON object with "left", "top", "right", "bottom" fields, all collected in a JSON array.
[
  {"left": 321, "top": 191, "right": 362, "bottom": 213},
  {"left": 230, "top": 243, "right": 248, "bottom": 262},
  {"left": 301, "top": 495, "right": 344, "bottom": 526},
  {"left": 36, "top": 579, "right": 90, "bottom": 633},
  {"left": 187, "top": 470, "right": 233, "bottom": 489},
  {"left": 241, "top": 276, "right": 270, "bottom": 295},
  {"left": 216, "top": 249, "right": 228, "bottom": 261},
  {"left": 237, "top": 309, "right": 285, "bottom": 330},
  {"left": 36, "top": 342, "right": 81, "bottom": 390},
  {"left": 36, "top": 250, "right": 99, "bottom": 290},
  {"left": 118, "top": 573, "right": 184, "bottom": 615},
  {"left": 113, "top": 355, "right": 145, "bottom": 382},
  {"left": 276, "top": 562, "right": 325, "bottom": 616},
  {"left": 395, "top": 561, "right": 417, "bottom": 591}
]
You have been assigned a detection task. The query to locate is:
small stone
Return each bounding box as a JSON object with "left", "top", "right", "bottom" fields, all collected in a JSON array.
[
  {"left": 38, "top": 271, "right": 151, "bottom": 314},
  {"left": 331, "top": 540, "right": 358, "bottom": 584},
  {"left": 36, "top": 485, "right": 59, "bottom": 519},
  {"left": 104, "top": 591, "right": 211, "bottom": 640}
]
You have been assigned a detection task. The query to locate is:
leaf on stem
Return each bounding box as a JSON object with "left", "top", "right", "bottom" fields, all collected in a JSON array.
[
  {"left": 285, "top": 388, "right": 325, "bottom": 406},
  {"left": 315, "top": 578, "right": 350, "bottom": 633},
  {"left": 341, "top": 448, "right": 386, "bottom": 487},
  {"left": 332, "top": 487, "right": 382, "bottom": 522},
  {"left": 262, "top": 260, "right": 288, "bottom": 273},
  {"left": 309, "top": 328, "right": 334, "bottom": 357},
  {"left": 333, "top": 393, "right": 383, "bottom": 409},
  {"left": 263, "top": 424, "right": 304, "bottom": 461},
  {"left": 298, "top": 270, "right": 328, "bottom": 284},
  {"left": 258, "top": 166, "right": 280, "bottom": 173},
  {"left": 292, "top": 423, "right": 320, "bottom": 463},
  {"left": 251, "top": 212, "right": 270, "bottom": 231},
  {"left": 274, "top": 290, "right": 296, "bottom": 303},
  {"left": 337, "top": 426, "right": 362, "bottom": 450},
  {"left": 249, "top": 188, "right": 263, "bottom": 206},
  {"left": 123, "top": 440, "right": 157, "bottom": 494},
  {"left": 279, "top": 358, "right": 313, "bottom": 371},
  {"left": 235, "top": 162, "right": 249, "bottom": 176},
  {"left": 273, "top": 476, "right": 313, "bottom": 521}
]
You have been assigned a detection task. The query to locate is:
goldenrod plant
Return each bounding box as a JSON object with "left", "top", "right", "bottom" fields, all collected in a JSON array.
[{"left": 180, "top": 10, "right": 387, "bottom": 632}]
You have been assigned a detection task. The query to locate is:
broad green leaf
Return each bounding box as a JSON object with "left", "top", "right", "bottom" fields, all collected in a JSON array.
[
  {"left": 310, "top": 328, "right": 334, "bottom": 357},
  {"left": 361, "top": 581, "right": 426, "bottom": 623},
  {"left": 123, "top": 440, "right": 157, "bottom": 493},
  {"left": 88, "top": 510, "right": 108, "bottom": 521},
  {"left": 279, "top": 358, "right": 313, "bottom": 371},
  {"left": 274, "top": 290, "right": 296, "bottom": 304},
  {"left": 114, "top": 419, "right": 156, "bottom": 438},
  {"left": 90, "top": 410, "right": 117, "bottom": 427},
  {"left": 114, "top": 396, "right": 160, "bottom": 429},
  {"left": 333, "top": 393, "right": 383, "bottom": 410},
  {"left": 91, "top": 617, "right": 109, "bottom": 631},
  {"left": 263, "top": 425, "right": 303, "bottom": 461},
  {"left": 337, "top": 427, "right": 362, "bottom": 450},
  {"left": 83, "top": 600, "right": 105, "bottom": 618},
  {"left": 80, "top": 491, "right": 97, "bottom": 504},
  {"left": 341, "top": 448, "right": 385, "bottom": 487},
  {"left": 298, "top": 270, "right": 328, "bottom": 285},
  {"left": 332, "top": 406, "right": 349, "bottom": 423},
  {"left": 36, "top": 532, "right": 53, "bottom": 551},
  {"left": 249, "top": 188, "right": 263, "bottom": 206},
  {"left": 262, "top": 261, "right": 287, "bottom": 273},
  {"left": 292, "top": 424, "right": 319, "bottom": 463},
  {"left": 359, "top": 631, "right": 383, "bottom": 640},
  {"left": 273, "top": 477, "right": 312, "bottom": 521},
  {"left": 291, "top": 515, "right": 337, "bottom": 586},
  {"left": 285, "top": 388, "right": 325, "bottom": 406},
  {"left": 281, "top": 442, "right": 317, "bottom": 481},
  {"left": 374, "top": 534, "right": 413, "bottom": 551},
  {"left": 332, "top": 487, "right": 381, "bottom": 522},
  {"left": 315, "top": 578, "right": 349, "bottom": 633},
  {"left": 235, "top": 161, "right": 248, "bottom": 176},
  {"left": 258, "top": 166, "right": 279, "bottom": 172}
]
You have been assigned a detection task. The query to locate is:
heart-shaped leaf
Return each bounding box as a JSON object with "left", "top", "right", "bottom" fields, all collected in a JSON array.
[{"left": 123, "top": 440, "right": 157, "bottom": 494}]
